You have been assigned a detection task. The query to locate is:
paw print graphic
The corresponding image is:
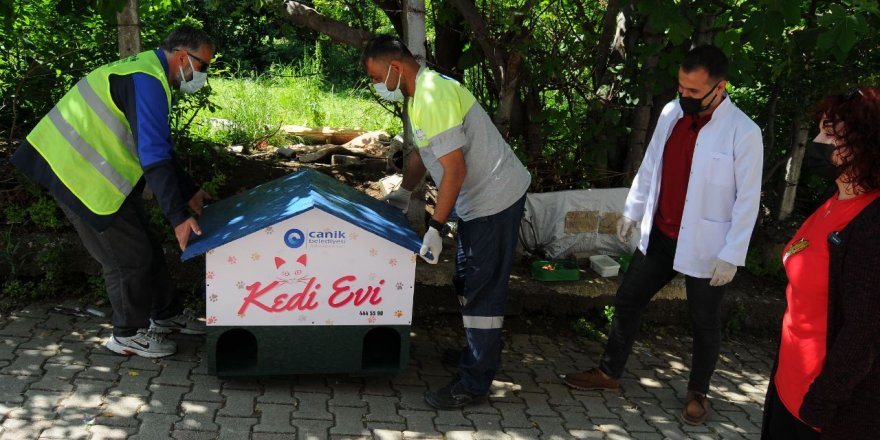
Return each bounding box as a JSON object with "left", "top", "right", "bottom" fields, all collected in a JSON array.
[
  {"left": 209, "top": 294, "right": 218, "bottom": 302},
  {"left": 251, "top": 253, "right": 260, "bottom": 261},
  {"left": 206, "top": 271, "right": 215, "bottom": 280},
  {"left": 236, "top": 281, "right": 245, "bottom": 289},
  {"left": 265, "top": 226, "right": 274, "bottom": 234},
  {"left": 396, "top": 282, "right": 404, "bottom": 290},
  {"left": 227, "top": 256, "right": 237, "bottom": 264},
  {"left": 350, "top": 232, "right": 359, "bottom": 240},
  {"left": 208, "top": 249, "right": 215, "bottom": 255},
  {"left": 368, "top": 316, "right": 377, "bottom": 324},
  {"left": 389, "top": 258, "right": 398, "bottom": 267},
  {"left": 207, "top": 316, "right": 217, "bottom": 324},
  {"left": 325, "top": 319, "right": 334, "bottom": 325},
  {"left": 369, "top": 248, "right": 378, "bottom": 257},
  {"left": 394, "top": 310, "right": 404, "bottom": 318}
]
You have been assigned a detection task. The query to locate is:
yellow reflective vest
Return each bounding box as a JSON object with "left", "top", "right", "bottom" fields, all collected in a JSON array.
[{"left": 26, "top": 50, "right": 171, "bottom": 215}]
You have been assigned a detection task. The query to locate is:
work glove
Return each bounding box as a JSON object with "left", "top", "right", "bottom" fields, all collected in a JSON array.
[
  {"left": 419, "top": 226, "right": 442, "bottom": 264},
  {"left": 380, "top": 187, "right": 412, "bottom": 214},
  {"left": 616, "top": 216, "right": 636, "bottom": 243},
  {"left": 709, "top": 259, "right": 737, "bottom": 286}
]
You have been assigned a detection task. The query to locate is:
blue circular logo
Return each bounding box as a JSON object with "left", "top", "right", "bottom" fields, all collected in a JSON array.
[{"left": 284, "top": 228, "right": 305, "bottom": 248}]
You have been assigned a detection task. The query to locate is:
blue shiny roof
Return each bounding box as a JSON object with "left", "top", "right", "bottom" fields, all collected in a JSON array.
[{"left": 181, "top": 168, "right": 422, "bottom": 261}]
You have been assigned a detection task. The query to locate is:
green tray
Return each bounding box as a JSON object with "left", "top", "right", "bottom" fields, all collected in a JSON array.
[{"left": 531, "top": 259, "right": 580, "bottom": 281}]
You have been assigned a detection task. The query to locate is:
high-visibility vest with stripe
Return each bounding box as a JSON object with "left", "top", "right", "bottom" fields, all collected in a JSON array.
[{"left": 26, "top": 50, "right": 171, "bottom": 215}]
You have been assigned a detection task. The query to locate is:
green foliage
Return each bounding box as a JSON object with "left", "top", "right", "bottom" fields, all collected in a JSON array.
[
  {"left": 572, "top": 304, "right": 616, "bottom": 341},
  {"left": 745, "top": 246, "right": 785, "bottom": 280},
  {"left": 571, "top": 317, "right": 607, "bottom": 342}
]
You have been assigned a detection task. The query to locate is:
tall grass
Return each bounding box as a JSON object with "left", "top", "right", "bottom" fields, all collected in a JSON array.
[{"left": 190, "top": 45, "right": 402, "bottom": 148}]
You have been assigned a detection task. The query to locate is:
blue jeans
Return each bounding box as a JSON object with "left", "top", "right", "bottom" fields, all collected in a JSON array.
[
  {"left": 453, "top": 193, "right": 527, "bottom": 395},
  {"left": 599, "top": 226, "right": 725, "bottom": 394}
]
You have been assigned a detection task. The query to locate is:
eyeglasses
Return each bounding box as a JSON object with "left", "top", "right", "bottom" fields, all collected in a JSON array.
[{"left": 176, "top": 48, "right": 210, "bottom": 72}]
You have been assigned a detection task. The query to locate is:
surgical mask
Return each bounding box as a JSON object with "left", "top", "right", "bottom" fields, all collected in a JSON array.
[
  {"left": 805, "top": 141, "right": 840, "bottom": 181},
  {"left": 373, "top": 64, "right": 403, "bottom": 102},
  {"left": 178, "top": 56, "right": 207, "bottom": 94},
  {"left": 680, "top": 80, "right": 721, "bottom": 115}
]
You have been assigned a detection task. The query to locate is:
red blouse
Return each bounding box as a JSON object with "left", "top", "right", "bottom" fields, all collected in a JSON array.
[{"left": 775, "top": 190, "right": 880, "bottom": 427}]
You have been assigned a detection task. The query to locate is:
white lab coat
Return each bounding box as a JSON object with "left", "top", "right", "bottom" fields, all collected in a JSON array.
[{"left": 623, "top": 96, "right": 763, "bottom": 278}]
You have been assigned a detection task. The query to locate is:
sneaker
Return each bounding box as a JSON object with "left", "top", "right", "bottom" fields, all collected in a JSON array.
[
  {"left": 105, "top": 329, "right": 176, "bottom": 358},
  {"left": 424, "top": 380, "right": 485, "bottom": 409},
  {"left": 680, "top": 390, "right": 710, "bottom": 425},
  {"left": 563, "top": 368, "right": 620, "bottom": 391},
  {"left": 150, "top": 309, "right": 206, "bottom": 335}
]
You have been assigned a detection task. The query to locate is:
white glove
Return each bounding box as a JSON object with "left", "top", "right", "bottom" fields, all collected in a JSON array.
[
  {"left": 419, "top": 226, "right": 442, "bottom": 264},
  {"left": 616, "top": 216, "right": 636, "bottom": 243},
  {"left": 709, "top": 259, "right": 737, "bottom": 286},
  {"left": 380, "top": 188, "right": 412, "bottom": 213}
]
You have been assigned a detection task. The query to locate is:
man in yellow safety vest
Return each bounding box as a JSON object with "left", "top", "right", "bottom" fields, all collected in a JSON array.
[{"left": 12, "top": 25, "right": 213, "bottom": 358}]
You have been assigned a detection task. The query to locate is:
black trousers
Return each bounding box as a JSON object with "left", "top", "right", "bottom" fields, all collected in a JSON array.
[
  {"left": 599, "top": 226, "right": 725, "bottom": 393},
  {"left": 762, "top": 380, "right": 820, "bottom": 440},
  {"left": 59, "top": 195, "right": 181, "bottom": 337}
]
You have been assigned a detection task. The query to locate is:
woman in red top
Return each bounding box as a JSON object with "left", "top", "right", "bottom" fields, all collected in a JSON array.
[{"left": 762, "top": 87, "right": 880, "bottom": 440}]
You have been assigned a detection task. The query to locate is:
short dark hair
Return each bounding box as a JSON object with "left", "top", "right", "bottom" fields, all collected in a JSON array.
[
  {"left": 160, "top": 25, "right": 214, "bottom": 53},
  {"left": 681, "top": 45, "right": 728, "bottom": 81},
  {"left": 360, "top": 35, "right": 413, "bottom": 70}
]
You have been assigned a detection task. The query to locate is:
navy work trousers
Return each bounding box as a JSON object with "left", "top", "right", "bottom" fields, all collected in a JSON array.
[
  {"left": 599, "top": 226, "right": 726, "bottom": 394},
  {"left": 454, "top": 193, "right": 527, "bottom": 396}
]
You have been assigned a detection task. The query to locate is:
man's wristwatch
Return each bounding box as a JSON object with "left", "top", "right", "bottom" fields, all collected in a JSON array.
[{"left": 428, "top": 218, "right": 450, "bottom": 235}]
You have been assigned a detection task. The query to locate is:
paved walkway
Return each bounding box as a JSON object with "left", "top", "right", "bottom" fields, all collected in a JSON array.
[{"left": 0, "top": 303, "right": 773, "bottom": 439}]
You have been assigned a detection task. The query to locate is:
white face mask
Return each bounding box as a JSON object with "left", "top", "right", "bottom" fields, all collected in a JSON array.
[
  {"left": 373, "top": 64, "right": 403, "bottom": 102},
  {"left": 178, "top": 56, "right": 207, "bottom": 94}
]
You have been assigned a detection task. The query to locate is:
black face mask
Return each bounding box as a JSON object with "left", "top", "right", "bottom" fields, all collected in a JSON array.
[
  {"left": 680, "top": 80, "right": 721, "bottom": 115},
  {"left": 805, "top": 142, "right": 840, "bottom": 181}
]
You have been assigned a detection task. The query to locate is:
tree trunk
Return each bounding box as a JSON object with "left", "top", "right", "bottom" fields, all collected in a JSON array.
[
  {"left": 403, "top": 0, "right": 426, "bottom": 64},
  {"left": 116, "top": 0, "right": 140, "bottom": 57},
  {"left": 591, "top": 0, "right": 621, "bottom": 93},
  {"left": 692, "top": 12, "right": 716, "bottom": 46},
  {"left": 777, "top": 119, "right": 809, "bottom": 221},
  {"left": 403, "top": 0, "right": 427, "bottom": 232},
  {"left": 622, "top": 28, "right": 661, "bottom": 182},
  {"left": 279, "top": 1, "right": 372, "bottom": 49},
  {"left": 432, "top": 2, "right": 467, "bottom": 80}
]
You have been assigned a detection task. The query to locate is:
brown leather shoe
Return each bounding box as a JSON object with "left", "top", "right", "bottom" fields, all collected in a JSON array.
[
  {"left": 680, "top": 390, "right": 710, "bottom": 425},
  {"left": 563, "top": 368, "right": 620, "bottom": 391}
]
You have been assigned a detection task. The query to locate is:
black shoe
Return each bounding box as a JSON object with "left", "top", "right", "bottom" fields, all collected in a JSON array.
[
  {"left": 441, "top": 347, "right": 465, "bottom": 367},
  {"left": 424, "top": 381, "right": 484, "bottom": 409}
]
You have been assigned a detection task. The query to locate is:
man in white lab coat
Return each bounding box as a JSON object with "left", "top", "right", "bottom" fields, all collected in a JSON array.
[{"left": 564, "top": 45, "right": 763, "bottom": 426}]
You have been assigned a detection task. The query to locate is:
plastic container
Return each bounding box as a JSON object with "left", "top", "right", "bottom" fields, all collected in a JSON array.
[
  {"left": 589, "top": 255, "right": 620, "bottom": 277},
  {"left": 531, "top": 259, "right": 580, "bottom": 281}
]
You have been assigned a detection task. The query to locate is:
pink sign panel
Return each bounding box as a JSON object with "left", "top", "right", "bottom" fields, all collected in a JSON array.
[{"left": 205, "top": 209, "right": 416, "bottom": 326}]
